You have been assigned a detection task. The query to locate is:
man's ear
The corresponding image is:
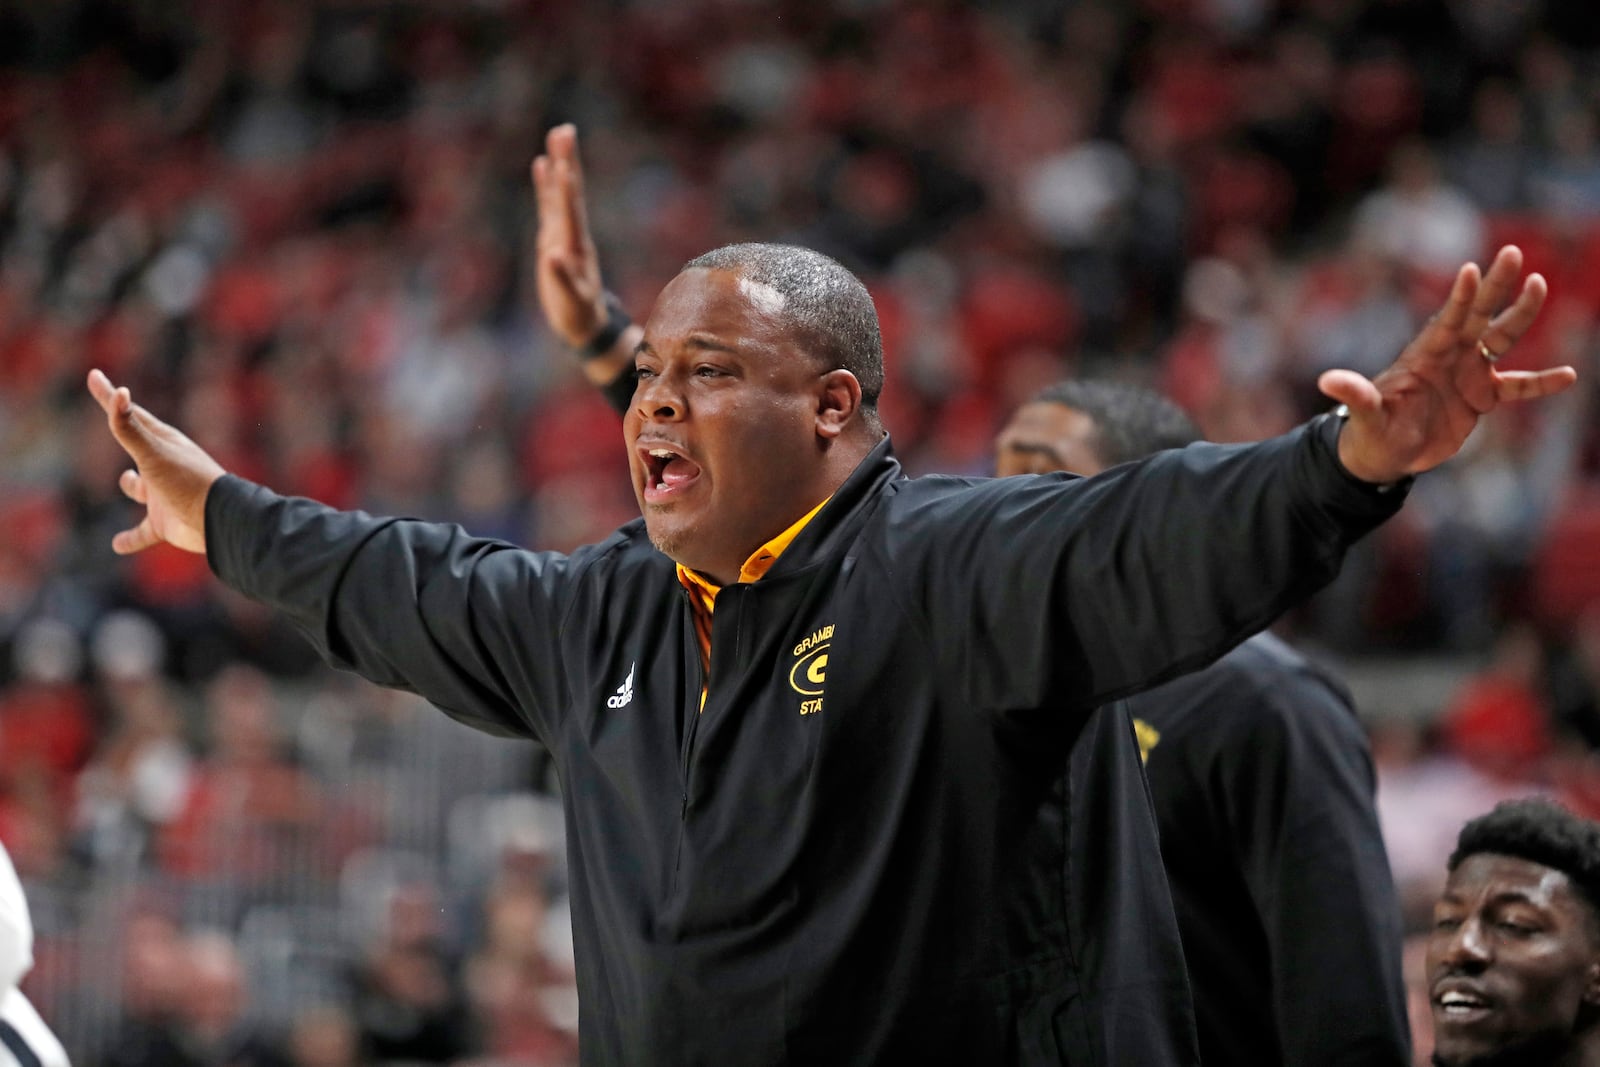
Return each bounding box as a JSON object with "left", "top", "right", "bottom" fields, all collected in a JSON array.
[
  {"left": 1586, "top": 958, "right": 1600, "bottom": 1006},
  {"left": 816, "top": 369, "right": 863, "bottom": 439}
]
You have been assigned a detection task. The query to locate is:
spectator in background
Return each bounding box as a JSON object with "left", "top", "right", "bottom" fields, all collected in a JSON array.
[
  {"left": 105, "top": 911, "right": 189, "bottom": 1067},
  {"left": 1446, "top": 79, "right": 1534, "bottom": 214},
  {"left": 284, "top": 1005, "right": 363, "bottom": 1067},
  {"left": 0, "top": 620, "right": 92, "bottom": 878},
  {"left": 1551, "top": 605, "right": 1600, "bottom": 751},
  {"left": 348, "top": 878, "right": 470, "bottom": 1065},
  {"left": 1441, "top": 623, "right": 1555, "bottom": 781},
  {"left": 1427, "top": 798, "right": 1600, "bottom": 1067},
  {"left": 160, "top": 664, "right": 322, "bottom": 887},
  {"left": 0, "top": 840, "right": 69, "bottom": 1067},
  {"left": 181, "top": 931, "right": 290, "bottom": 1067},
  {"left": 1353, "top": 139, "right": 1486, "bottom": 282},
  {"left": 72, "top": 619, "right": 194, "bottom": 872},
  {"left": 462, "top": 876, "right": 577, "bottom": 1067},
  {"left": 106, "top": 925, "right": 287, "bottom": 1067},
  {"left": 1372, "top": 718, "right": 1527, "bottom": 927},
  {"left": 1531, "top": 106, "right": 1600, "bottom": 224}
]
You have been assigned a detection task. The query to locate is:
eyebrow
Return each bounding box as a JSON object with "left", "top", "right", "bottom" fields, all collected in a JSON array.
[
  {"left": 1001, "top": 440, "right": 1067, "bottom": 465},
  {"left": 634, "top": 336, "right": 741, "bottom": 358},
  {"left": 1436, "top": 890, "right": 1548, "bottom": 910}
]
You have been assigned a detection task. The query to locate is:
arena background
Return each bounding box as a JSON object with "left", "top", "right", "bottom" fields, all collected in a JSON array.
[{"left": 1, "top": 1, "right": 1598, "bottom": 1063}]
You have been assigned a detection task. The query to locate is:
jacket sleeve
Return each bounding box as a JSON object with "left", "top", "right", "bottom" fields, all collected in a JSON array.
[
  {"left": 894, "top": 413, "right": 1406, "bottom": 713},
  {"left": 205, "top": 476, "right": 585, "bottom": 744},
  {"left": 1217, "top": 660, "right": 1411, "bottom": 1066}
]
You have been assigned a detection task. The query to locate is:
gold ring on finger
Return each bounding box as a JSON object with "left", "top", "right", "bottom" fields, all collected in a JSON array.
[{"left": 1477, "top": 339, "right": 1501, "bottom": 364}]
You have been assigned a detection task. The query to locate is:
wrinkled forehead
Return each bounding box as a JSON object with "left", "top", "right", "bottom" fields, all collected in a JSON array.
[
  {"left": 644, "top": 267, "right": 825, "bottom": 375},
  {"left": 648, "top": 268, "right": 785, "bottom": 340}
]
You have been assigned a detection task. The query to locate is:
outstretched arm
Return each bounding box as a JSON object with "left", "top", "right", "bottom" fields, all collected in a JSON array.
[
  {"left": 532, "top": 122, "right": 639, "bottom": 410},
  {"left": 1322, "top": 244, "right": 1574, "bottom": 484},
  {"left": 86, "top": 369, "right": 579, "bottom": 742},
  {"left": 907, "top": 247, "right": 1575, "bottom": 712}
]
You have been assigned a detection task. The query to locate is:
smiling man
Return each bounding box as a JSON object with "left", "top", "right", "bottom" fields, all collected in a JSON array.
[{"left": 1429, "top": 799, "right": 1600, "bottom": 1067}]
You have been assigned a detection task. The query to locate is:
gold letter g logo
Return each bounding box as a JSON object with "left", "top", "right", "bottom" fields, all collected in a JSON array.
[{"left": 790, "top": 645, "right": 829, "bottom": 696}]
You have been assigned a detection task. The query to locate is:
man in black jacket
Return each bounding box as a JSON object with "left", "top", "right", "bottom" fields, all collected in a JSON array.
[
  {"left": 88, "top": 151, "right": 1567, "bottom": 1064},
  {"left": 996, "top": 379, "right": 1409, "bottom": 1066},
  {"left": 536, "top": 127, "right": 1198, "bottom": 1063}
]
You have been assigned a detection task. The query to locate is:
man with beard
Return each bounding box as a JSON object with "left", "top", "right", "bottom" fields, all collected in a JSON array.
[{"left": 1429, "top": 798, "right": 1600, "bottom": 1067}]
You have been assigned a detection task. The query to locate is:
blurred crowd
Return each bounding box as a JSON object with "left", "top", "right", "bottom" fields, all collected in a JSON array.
[{"left": 2, "top": 0, "right": 1600, "bottom": 1062}]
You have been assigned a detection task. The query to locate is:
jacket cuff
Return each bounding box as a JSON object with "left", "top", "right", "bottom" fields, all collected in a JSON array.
[
  {"left": 204, "top": 473, "right": 275, "bottom": 589},
  {"left": 1308, "top": 410, "right": 1413, "bottom": 508}
]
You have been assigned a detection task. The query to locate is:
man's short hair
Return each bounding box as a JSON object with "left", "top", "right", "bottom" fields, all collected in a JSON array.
[
  {"left": 684, "top": 243, "right": 884, "bottom": 412},
  {"left": 1031, "top": 379, "right": 1202, "bottom": 467},
  {"left": 1449, "top": 798, "right": 1600, "bottom": 929}
]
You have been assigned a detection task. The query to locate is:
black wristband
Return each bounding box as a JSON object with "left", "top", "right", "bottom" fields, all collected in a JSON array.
[{"left": 579, "top": 291, "right": 632, "bottom": 360}]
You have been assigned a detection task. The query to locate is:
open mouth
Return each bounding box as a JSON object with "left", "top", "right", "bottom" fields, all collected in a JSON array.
[
  {"left": 640, "top": 444, "right": 703, "bottom": 503},
  {"left": 1435, "top": 989, "right": 1493, "bottom": 1024}
]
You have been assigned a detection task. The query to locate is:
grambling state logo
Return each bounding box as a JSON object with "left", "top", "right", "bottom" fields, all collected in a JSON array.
[
  {"left": 790, "top": 623, "right": 832, "bottom": 716},
  {"left": 1133, "top": 718, "right": 1161, "bottom": 763}
]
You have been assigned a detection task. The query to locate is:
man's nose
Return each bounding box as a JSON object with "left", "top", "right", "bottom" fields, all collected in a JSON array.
[
  {"left": 635, "top": 371, "right": 683, "bottom": 421},
  {"left": 1437, "top": 918, "right": 1492, "bottom": 972}
]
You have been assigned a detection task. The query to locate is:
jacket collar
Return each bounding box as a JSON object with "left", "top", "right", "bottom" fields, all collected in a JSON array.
[{"left": 753, "top": 432, "right": 902, "bottom": 583}]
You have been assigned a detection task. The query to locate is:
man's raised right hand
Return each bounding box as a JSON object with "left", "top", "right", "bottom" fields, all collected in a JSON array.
[{"left": 532, "top": 123, "right": 610, "bottom": 350}]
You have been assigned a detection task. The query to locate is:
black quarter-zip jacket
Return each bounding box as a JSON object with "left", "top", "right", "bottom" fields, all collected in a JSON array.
[{"left": 206, "top": 414, "right": 1404, "bottom": 1066}]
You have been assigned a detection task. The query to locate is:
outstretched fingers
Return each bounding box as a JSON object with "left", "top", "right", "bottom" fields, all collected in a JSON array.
[
  {"left": 118, "top": 467, "right": 147, "bottom": 504},
  {"left": 111, "top": 517, "right": 161, "bottom": 557},
  {"left": 1494, "top": 366, "right": 1579, "bottom": 402},
  {"left": 533, "top": 126, "right": 584, "bottom": 248},
  {"left": 532, "top": 153, "right": 567, "bottom": 253},
  {"left": 88, "top": 368, "right": 126, "bottom": 416},
  {"left": 89, "top": 370, "right": 148, "bottom": 462},
  {"left": 549, "top": 124, "right": 594, "bottom": 253},
  {"left": 548, "top": 252, "right": 586, "bottom": 300},
  {"left": 1478, "top": 272, "right": 1549, "bottom": 357},
  {"left": 1457, "top": 245, "right": 1525, "bottom": 342},
  {"left": 1316, "top": 368, "right": 1383, "bottom": 415},
  {"left": 1428, "top": 261, "right": 1481, "bottom": 336}
]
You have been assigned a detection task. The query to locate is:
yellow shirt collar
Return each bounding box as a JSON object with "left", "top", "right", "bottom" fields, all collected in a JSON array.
[{"left": 676, "top": 495, "right": 832, "bottom": 600}]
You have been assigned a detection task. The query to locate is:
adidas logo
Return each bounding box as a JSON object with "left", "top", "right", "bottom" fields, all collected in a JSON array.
[{"left": 606, "top": 662, "right": 635, "bottom": 709}]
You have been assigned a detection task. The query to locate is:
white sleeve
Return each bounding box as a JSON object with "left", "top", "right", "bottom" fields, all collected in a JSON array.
[
  {"left": 0, "top": 988, "right": 71, "bottom": 1067},
  {"left": 0, "top": 847, "right": 32, "bottom": 992}
]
